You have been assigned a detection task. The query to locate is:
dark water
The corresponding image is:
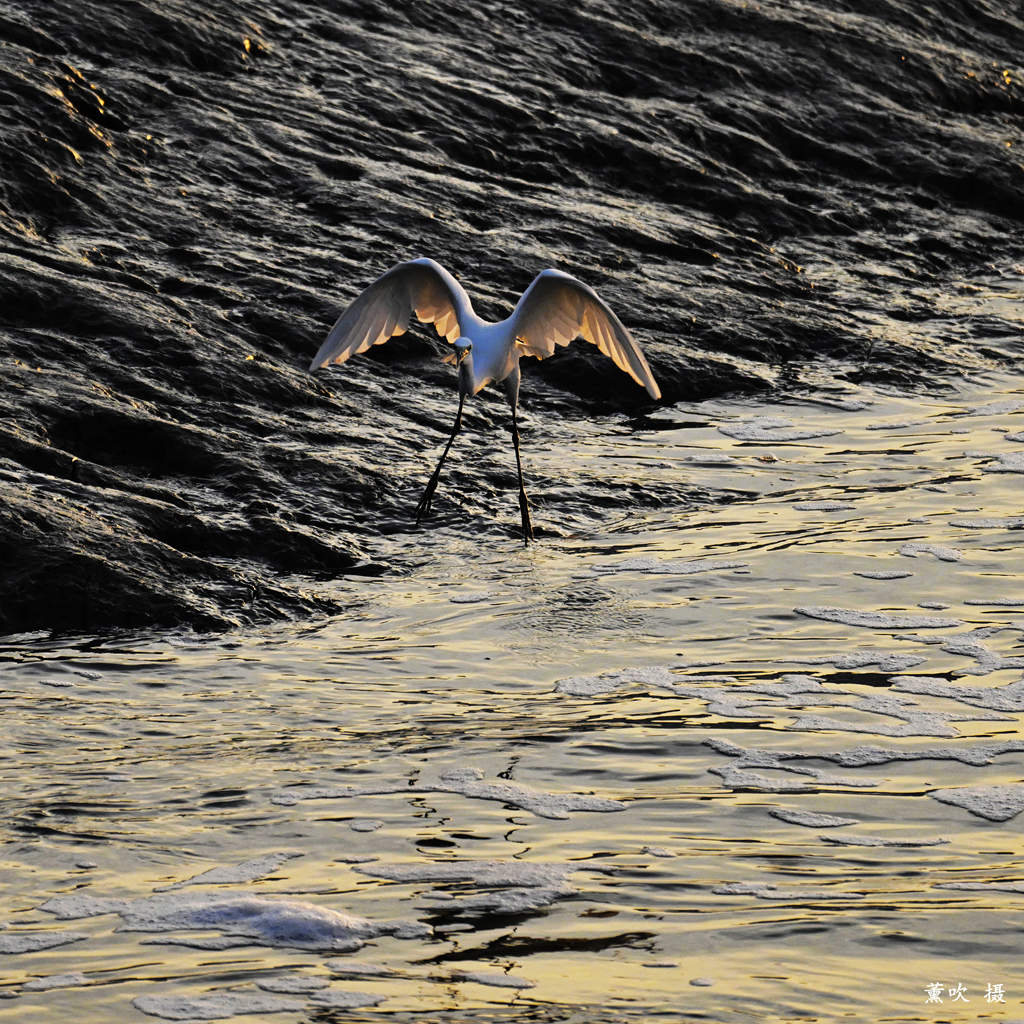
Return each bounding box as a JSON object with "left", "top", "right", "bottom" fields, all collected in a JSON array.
[
  {"left": 1, "top": 4, "right": 1024, "bottom": 1021},
  {"left": 1, "top": 0, "right": 1022, "bottom": 633}
]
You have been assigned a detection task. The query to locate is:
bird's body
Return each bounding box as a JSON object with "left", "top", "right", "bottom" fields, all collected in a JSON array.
[{"left": 309, "top": 258, "right": 660, "bottom": 541}]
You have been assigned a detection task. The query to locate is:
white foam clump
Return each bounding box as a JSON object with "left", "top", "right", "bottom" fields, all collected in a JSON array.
[
  {"left": 718, "top": 417, "right": 842, "bottom": 442},
  {"left": 820, "top": 835, "right": 949, "bottom": 847},
  {"left": 594, "top": 557, "right": 749, "bottom": 576},
  {"left": 713, "top": 881, "right": 859, "bottom": 901},
  {"left": 963, "top": 398, "right": 1024, "bottom": 415},
  {"left": 1007, "top": 430, "right": 1024, "bottom": 442},
  {"left": 23, "top": 972, "right": 87, "bottom": 991},
  {"left": 556, "top": 665, "right": 674, "bottom": 696},
  {"left": 324, "top": 960, "right": 394, "bottom": 976},
  {"left": 349, "top": 819, "right": 384, "bottom": 832},
  {"left": 985, "top": 452, "right": 1024, "bottom": 473},
  {"left": 964, "top": 597, "right": 1024, "bottom": 606},
  {"left": 456, "top": 970, "right": 535, "bottom": 989},
  {"left": 794, "top": 501, "right": 855, "bottom": 511},
  {"left": 41, "top": 891, "right": 427, "bottom": 952},
  {"left": 156, "top": 851, "right": 302, "bottom": 891},
  {"left": 798, "top": 651, "right": 926, "bottom": 671},
  {"left": 929, "top": 785, "right": 1024, "bottom": 822},
  {"left": 357, "top": 859, "right": 573, "bottom": 918},
  {"left": 308, "top": 990, "right": 385, "bottom": 1010},
  {"left": 769, "top": 809, "right": 857, "bottom": 828},
  {"left": 795, "top": 606, "right": 961, "bottom": 629},
  {"left": 898, "top": 542, "right": 962, "bottom": 562},
  {"left": 133, "top": 992, "right": 303, "bottom": 1020},
  {"left": 949, "top": 516, "right": 1024, "bottom": 529},
  {"left": 0, "top": 930, "right": 88, "bottom": 954},
  {"left": 865, "top": 419, "right": 928, "bottom": 430},
  {"left": 274, "top": 768, "right": 623, "bottom": 821},
  {"left": 256, "top": 975, "right": 329, "bottom": 994},
  {"left": 893, "top": 675, "right": 1024, "bottom": 712},
  {"left": 935, "top": 881, "right": 1024, "bottom": 894}
]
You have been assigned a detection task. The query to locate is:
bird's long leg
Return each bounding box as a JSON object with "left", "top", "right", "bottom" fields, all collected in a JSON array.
[
  {"left": 415, "top": 393, "right": 465, "bottom": 523},
  {"left": 511, "top": 404, "right": 534, "bottom": 544}
]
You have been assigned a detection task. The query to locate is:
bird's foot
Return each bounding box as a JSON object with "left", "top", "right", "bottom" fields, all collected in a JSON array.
[
  {"left": 518, "top": 487, "right": 534, "bottom": 545},
  {"left": 415, "top": 475, "right": 440, "bottom": 523}
]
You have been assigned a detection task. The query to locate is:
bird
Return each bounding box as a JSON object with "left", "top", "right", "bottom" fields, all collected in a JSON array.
[{"left": 308, "top": 258, "right": 661, "bottom": 543}]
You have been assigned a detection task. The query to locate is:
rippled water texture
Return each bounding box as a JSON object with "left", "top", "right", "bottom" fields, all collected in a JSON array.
[
  {"left": 3, "top": 374, "right": 1023, "bottom": 1022},
  {"left": 1, "top": 0, "right": 1022, "bottom": 631},
  {"left": 2, "top": 0, "right": 1024, "bottom": 1020}
]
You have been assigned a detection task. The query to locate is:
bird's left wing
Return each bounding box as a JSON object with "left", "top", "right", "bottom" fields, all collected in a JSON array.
[
  {"left": 512, "top": 269, "right": 661, "bottom": 399},
  {"left": 309, "top": 258, "right": 473, "bottom": 371}
]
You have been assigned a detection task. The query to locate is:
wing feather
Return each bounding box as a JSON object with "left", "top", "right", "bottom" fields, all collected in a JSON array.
[
  {"left": 512, "top": 270, "right": 660, "bottom": 399},
  {"left": 309, "top": 258, "right": 475, "bottom": 371}
]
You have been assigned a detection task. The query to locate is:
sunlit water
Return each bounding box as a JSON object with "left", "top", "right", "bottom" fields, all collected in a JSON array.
[{"left": 2, "top": 372, "right": 1023, "bottom": 1023}]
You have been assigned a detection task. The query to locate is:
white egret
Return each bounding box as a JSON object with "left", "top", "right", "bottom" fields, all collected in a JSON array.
[{"left": 308, "top": 258, "right": 661, "bottom": 542}]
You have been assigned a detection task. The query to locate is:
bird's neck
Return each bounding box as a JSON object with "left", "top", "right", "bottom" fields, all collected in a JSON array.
[{"left": 457, "top": 353, "right": 476, "bottom": 397}]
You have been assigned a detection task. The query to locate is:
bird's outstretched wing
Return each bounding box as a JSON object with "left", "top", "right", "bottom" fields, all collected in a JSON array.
[
  {"left": 309, "top": 258, "right": 474, "bottom": 371},
  {"left": 511, "top": 269, "right": 660, "bottom": 399}
]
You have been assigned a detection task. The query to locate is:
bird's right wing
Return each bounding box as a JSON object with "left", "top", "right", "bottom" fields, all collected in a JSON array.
[
  {"left": 309, "top": 258, "right": 475, "bottom": 371},
  {"left": 512, "top": 269, "right": 661, "bottom": 399}
]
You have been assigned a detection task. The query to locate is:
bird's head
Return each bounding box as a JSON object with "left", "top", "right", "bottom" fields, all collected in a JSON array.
[{"left": 454, "top": 338, "right": 473, "bottom": 364}]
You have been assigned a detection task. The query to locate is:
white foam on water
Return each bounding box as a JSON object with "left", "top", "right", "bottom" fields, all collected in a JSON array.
[
  {"left": 1007, "top": 430, "right": 1024, "bottom": 442},
  {"left": 642, "top": 845, "right": 676, "bottom": 857},
  {"left": 985, "top": 452, "right": 1024, "bottom": 473},
  {"left": 349, "top": 820, "right": 384, "bottom": 832},
  {"left": 555, "top": 665, "right": 674, "bottom": 696},
  {"left": 690, "top": 976, "right": 715, "bottom": 986},
  {"left": 769, "top": 809, "right": 857, "bottom": 828},
  {"left": 949, "top": 516, "right": 1024, "bottom": 529},
  {"left": 963, "top": 597, "right": 1024, "bottom": 606},
  {"left": 256, "top": 975, "right": 330, "bottom": 993},
  {"left": 324, "top": 960, "right": 394, "bottom": 976},
  {"left": 43, "top": 891, "right": 428, "bottom": 952},
  {"left": 718, "top": 417, "right": 843, "bottom": 441},
  {"left": 449, "top": 592, "right": 495, "bottom": 604},
  {"left": 425, "top": 886, "right": 573, "bottom": 916},
  {"left": 133, "top": 991, "right": 302, "bottom": 1020},
  {"left": 819, "top": 835, "right": 949, "bottom": 847},
  {"left": 677, "top": 453, "right": 738, "bottom": 465},
  {"left": 963, "top": 398, "right": 1024, "bottom": 415},
  {"left": 898, "top": 542, "right": 962, "bottom": 562},
  {"left": 357, "top": 860, "right": 569, "bottom": 888},
  {"left": 853, "top": 570, "right": 914, "bottom": 580},
  {"left": 22, "top": 972, "right": 88, "bottom": 991},
  {"left": 919, "top": 601, "right": 950, "bottom": 610},
  {"left": 39, "top": 893, "right": 131, "bottom": 919},
  {"left": 892, "top": 675, "right": 1024, "bottom": 712},
  {"left": 794, "top": 501, "right": 856, "bottom": 511},
  {"left": 865, "top": 419, "right": 928, "bottom": 430},
  {"left": 594, "top": 557, "right": 750, "bottom": 576},
  {"left": 798, "top": 651, "right": 927, "bottom": 671},
  {"left": 935, "top": 881, "right": 1024, "bottom": 894},
  {"left": 795, "top": 606, "right": 962, "bottom": 629},
  {"left": 929, "top": 785, "right": 1024, "bottom": 822},
  {"left": 307, "top": 989, "right": 385, "bottom": 1009},
  {"left": 0, "top": 930, "right": 88, "bottom": 954},
  {"left": 156, "top": 851, "right": 303, "bottom": 891},
  {"left": 456, "top": 971, "right": 535, "bottom": 989},
  {"left": 712, "top": 882, "right": 859, "bottom": 901},
  {"left": 274, "top": 771, "right": 624, "bottom": 821}
]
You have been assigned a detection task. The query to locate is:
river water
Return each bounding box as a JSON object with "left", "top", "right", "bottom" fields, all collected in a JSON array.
[{"left": 3, "top": 368, "right": 1022, "bottom": 1023}]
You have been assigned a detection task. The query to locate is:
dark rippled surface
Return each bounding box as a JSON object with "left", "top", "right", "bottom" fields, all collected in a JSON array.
[
  {"left": 2, "top": 4, "right": 1024, "bottom": 1021},
  {"left": 1, "top": 0, "right": 1022, "bottom": 632}
]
